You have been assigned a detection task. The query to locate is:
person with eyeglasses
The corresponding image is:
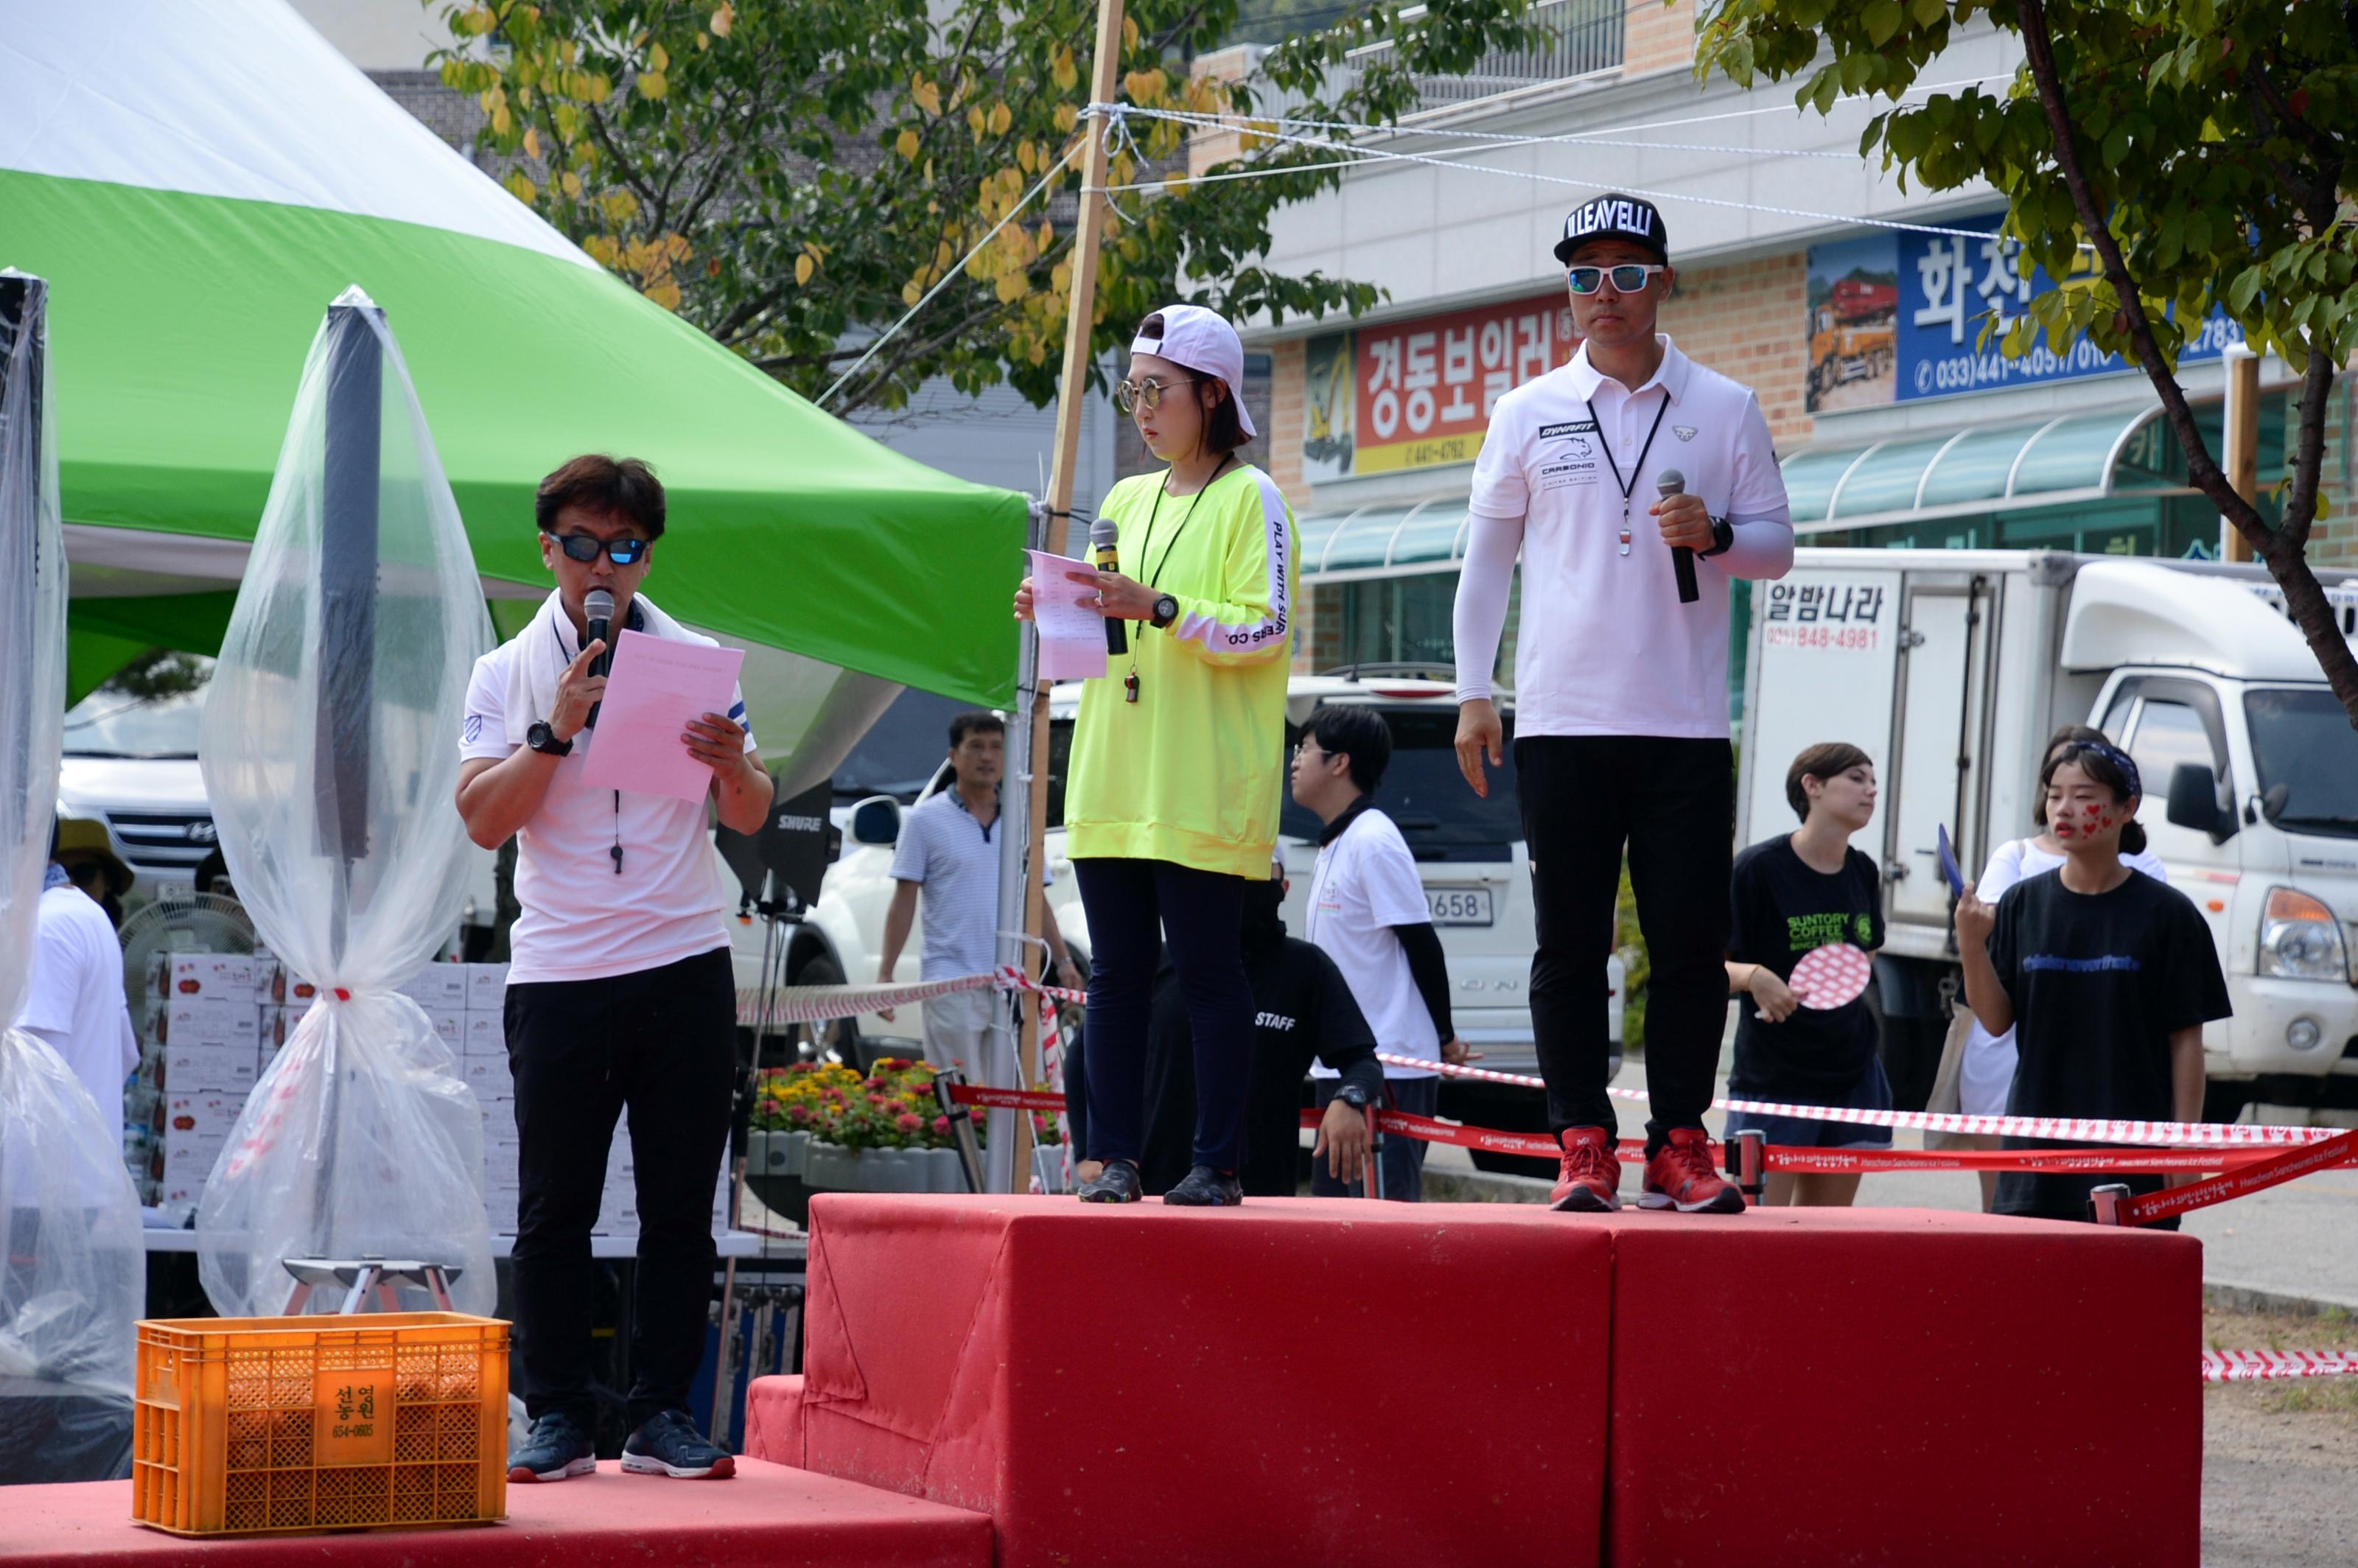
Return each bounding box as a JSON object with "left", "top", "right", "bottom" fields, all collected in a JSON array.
[
  {"left": 455, "top": 455, "right": 772, "bottom": 1484},
  {"left": 1014, "top": 304, "right": 1294, "bottom": 1207},
  {"left": 1452, "top": 193, "right": 1794, "bottom": 1217}
]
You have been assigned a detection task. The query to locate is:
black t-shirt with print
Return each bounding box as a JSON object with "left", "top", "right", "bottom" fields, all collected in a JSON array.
[
  {"left": 1727, "top": 835, "right": 1883, "bottom": 1102},
  {"left": 1986, "top": 868, "right": 2231, "bottom": 1220}
]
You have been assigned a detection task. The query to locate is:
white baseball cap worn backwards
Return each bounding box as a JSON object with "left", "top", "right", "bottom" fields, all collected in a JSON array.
[{"left": 1130, "top": 303, "right": 1257, "bottom": 440}]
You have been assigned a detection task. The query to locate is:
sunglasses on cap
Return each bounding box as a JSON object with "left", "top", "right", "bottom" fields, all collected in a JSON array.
[
  {"left": 1567, "top": 263, "right": 1668, "bottom": 295},
  {"left": 543, "top": 529, "right": 651, "bottom": 565}
]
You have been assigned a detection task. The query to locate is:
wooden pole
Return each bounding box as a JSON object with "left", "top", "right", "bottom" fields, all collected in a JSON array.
[
  {"left": 2222, "top": 346, "right": 2259, "bottom": 564},
  {"left": 1013, "top": 0, "right": 1127, "bottom": 1191}
]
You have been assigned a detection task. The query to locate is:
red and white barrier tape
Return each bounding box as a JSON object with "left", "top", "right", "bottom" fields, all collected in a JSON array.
[
  {"left": 2202, "top": 1350, "right": 2358, "bottom": 1384},
  {"left": 948, "top": 1082, "right": 1068, "bottom": 1114},
  {"left": 2111, "top": 1125, "right": 2358, "bottom": 1225},
  {"left": 1374, "top": 1052, "right": 2342, "bottom": 1149},
  {"left": 1287, "top": 1107, "right": 2347, "bottom": 1175},
  {"left": 738, "top": 971, "right": 998, "bottom": 1027}
]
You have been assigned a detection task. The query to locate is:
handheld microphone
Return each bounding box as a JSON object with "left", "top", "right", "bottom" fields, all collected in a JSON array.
[
  {"left": 1088, "top": 517, "right": 1127, "bottom": 656},
  {"left": 584, "top": 587, "right": 614, "bottom": 727},
  {"left": 1657, "top": 469, "right": 1699, "bottom": 605}
]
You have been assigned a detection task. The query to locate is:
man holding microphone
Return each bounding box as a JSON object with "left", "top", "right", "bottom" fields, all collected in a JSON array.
[
  {"left": 456, "top": 455, "right": 772, "bottom": 1483},
  {"left": 1452, "top": 196, "right": 1794, "bottom": 1215}
]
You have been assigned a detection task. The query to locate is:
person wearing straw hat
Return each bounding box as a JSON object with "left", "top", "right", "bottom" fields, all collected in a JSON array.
[
  {"left": 1014, "top": 304, "right": 1293, "bottom": 1208},
  {"left": 16, "top": 819, "right": 139, "bottom": 1119},
  {"left": 1452, "top": 194, "right": 1795, "bottom": 1216}
]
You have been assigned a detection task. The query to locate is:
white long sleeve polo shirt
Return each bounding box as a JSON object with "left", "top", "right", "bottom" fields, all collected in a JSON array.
[{"left": 1452, "top": 335, "right": 1793, "bottom": 738}]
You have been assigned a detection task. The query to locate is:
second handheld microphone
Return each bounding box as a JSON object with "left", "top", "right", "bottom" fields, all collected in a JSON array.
[
  {"left": 1656, "top": 469, "right": 1699, "bottom": 606},
  {"left": 1088, "top": 517, "right": 1128, "bottom": 656},
  {"left": 584, "top": 587, "right": 615, "bottom": 727}
]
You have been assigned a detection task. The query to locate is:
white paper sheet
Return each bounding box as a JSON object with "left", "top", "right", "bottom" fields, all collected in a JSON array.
[
  {"left": 1027, "top": 549, "right": 1111, "bottom": 682},
  {"left": 579, "top": 629, "right": 747, "bottom": 802}
]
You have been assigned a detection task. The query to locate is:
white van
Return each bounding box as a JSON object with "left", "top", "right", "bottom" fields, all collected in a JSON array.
[{"left": 1737, "top": 550, "right": 2358, "bottom": 1122}]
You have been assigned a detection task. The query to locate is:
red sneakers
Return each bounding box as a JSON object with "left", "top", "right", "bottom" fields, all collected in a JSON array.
[
  {"left": 1640, "top": 1127, "right": 1746, "bottom": 1214},
  {"left": 1550, "top": 1127, "right": 1621, "bottom": 1212}
]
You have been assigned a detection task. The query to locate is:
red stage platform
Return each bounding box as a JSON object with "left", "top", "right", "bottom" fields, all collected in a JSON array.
[
  {"left": 749, "top": 1194, "right": 2200, "bottom": 1568},
  {"left": 0, "top": 1458, "right": 991, "bottom": 1568}
]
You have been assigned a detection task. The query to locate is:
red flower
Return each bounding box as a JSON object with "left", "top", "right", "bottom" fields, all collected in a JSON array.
[
  {"left": 788, "top": 1105, "right": 811, "bottom": 1124},
  {"left": 931, "top": 1116, "right": 951, "bottom": 1137},
  {"left": 896, "top": 1112, "right": 926, "bottom": 1133}
]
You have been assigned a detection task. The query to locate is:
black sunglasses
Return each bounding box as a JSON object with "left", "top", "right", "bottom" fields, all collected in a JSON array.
[{"left": 544, "top": 529, "right": 650, "bottom": 565}]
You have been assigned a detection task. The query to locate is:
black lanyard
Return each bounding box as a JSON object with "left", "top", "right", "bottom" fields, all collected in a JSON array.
[
  {"left": 1136, "top": 452, "right": 1236, "bottom": 602},
  {"left": 1123, "top": 453, "right": 1236, "bottom": 703},
  {"left": 1589, "top": 393, "right": 1670, "bottom": 556}
]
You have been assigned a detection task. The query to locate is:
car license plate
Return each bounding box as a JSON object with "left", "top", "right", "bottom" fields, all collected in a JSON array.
[
  {"left": 153, "top": 879, "right": 195, "bottom": 906},
  {"left": 1426, "top": 886, "right": 1493, "bottom": 926}
]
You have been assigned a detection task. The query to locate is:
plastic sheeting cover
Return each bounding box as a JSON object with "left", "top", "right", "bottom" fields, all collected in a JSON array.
[
  {"left": 1, "top": 269, "right": 140, "bottom": 1482},
  {"left": 1, "top": 271, "right": 65, "bottom": 1020},
  {"left": 196, "top": 290, "right": 496, "bottom": 1318}
]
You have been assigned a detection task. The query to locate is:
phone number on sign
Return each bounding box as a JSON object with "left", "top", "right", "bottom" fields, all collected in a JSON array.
[{"left": 1764, "top": 626, "right": 1881, "bottom": 651}]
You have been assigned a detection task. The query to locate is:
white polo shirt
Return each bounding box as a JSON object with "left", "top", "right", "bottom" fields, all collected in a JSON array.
[
  {"left": 1302, "top": 803, "right": 1438, "bottom": 1079},
  {"left": 461, "top": 610, "right": 755, "bottom": 987},
  {"left": 1455, "top": 335, "right": 1793, "bottom": 738},
  {"left": 888, "top": 786, "right": 1051, "bottom": 979}
]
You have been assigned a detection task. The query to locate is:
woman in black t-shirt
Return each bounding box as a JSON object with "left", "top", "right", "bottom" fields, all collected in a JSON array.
[
  {"left": 1724, "top": 743, "right": 1887, "bottom": 1206},
  {"left": 1955, "top": 742, "right": 2230, "bottom": 1224}
]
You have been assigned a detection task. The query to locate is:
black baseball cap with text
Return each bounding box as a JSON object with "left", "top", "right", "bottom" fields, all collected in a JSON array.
[{"left": 1554, "top": 194, "right": 1670, "bottom": 266}]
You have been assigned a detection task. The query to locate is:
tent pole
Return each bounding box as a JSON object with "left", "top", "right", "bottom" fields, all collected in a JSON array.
[
  {"left": 317, "top": 291, "right": 384, "bottom": 971},
  {"left": 1014, "top": 0, "right": 1126, "bottom": 1192}
]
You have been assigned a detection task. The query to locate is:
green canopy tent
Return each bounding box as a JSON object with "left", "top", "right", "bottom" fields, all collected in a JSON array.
[{"left": 0, "top": 0, "right": 1028, "bottom": 788}]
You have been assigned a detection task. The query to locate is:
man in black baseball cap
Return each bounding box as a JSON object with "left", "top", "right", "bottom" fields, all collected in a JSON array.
[
  {"left": 1553, "top": 193, "right": 1670, "bottom": 266},
  {"left": 1453, "top": 188, "right": 1794, "bottom": 1219}
]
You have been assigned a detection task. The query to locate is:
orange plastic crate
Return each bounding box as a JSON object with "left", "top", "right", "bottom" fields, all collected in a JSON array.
[{"left": 132, "top": 1312, "right": 508, "bottom": 1536}]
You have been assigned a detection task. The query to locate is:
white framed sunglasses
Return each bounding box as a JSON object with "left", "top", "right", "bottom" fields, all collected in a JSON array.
[{"left": 1567, "top": 263, "right": 1668, "bottom": 295}]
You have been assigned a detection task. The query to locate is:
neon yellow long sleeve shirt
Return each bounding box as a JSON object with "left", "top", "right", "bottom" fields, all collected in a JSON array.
[{"left": 1063, "top": 462, "right": 1295, "bottom": 879}]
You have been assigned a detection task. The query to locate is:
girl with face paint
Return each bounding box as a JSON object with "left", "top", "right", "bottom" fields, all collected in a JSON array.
[
  {"left": 1942, "top": 727, "right": 2169, "bottom": 1208},
  {"left": 1953, "top": 743, "right": 2230, "bottom": 1224}
]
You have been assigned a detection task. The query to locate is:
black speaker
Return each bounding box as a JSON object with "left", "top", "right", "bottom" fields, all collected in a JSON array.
[{"left": 718, "top": 775, "right": 839, "bottom": 910}]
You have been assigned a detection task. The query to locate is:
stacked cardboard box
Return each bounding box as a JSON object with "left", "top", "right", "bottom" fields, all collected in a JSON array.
[{"left": 130, "top": 955, "right": 727, "bottom": 1237}]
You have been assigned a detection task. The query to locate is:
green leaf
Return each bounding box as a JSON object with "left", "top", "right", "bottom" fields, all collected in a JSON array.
[
  {"left": 1864, "top": 0, "right": 1905, "bottom": 46},
  {"left": 1909, "top": 0, "right": 1948, "bottom": 26},
  {"left": 2102, "top": 123, "right": 2130, "bottom": 167}
]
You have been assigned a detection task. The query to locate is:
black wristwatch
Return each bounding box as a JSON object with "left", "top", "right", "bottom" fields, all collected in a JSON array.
[
  {"left": 1698, "top": 515, "right": 1735, "bottom": 559},
  {"left": 1150, "top": 592, "right": 1180, "bottom": 629},
  {"left": 1335, "top": 1082, "right": 1374, "bottom": 1111},
  {"left": 525, "top": 720, "right": 574, "bottom": 757}
]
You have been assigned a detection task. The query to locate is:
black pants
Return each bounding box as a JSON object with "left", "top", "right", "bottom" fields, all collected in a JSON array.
[
  {"left": 1516, "top": 735, "right": 1732, "bottom": 1149},
  {"left": 1075, "top": 858, "right": 1253, "bottom": 1172},
  {"left": 505, "top": 946, "right": 735, "bottom": 1430}
]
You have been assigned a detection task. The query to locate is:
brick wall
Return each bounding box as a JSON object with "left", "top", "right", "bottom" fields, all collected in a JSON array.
[
  {"left": 1623, "top": 0, "right": 1696, "bottom": 78},
  {"left": 1659, "top": 252, "right": 1814, "bottom": 449}
]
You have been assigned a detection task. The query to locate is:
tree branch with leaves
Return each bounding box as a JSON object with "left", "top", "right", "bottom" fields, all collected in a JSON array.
[
  {"left": 1698, "top": 0, "right": 2358, "bottom": 724},
  {"left": 430, "top": 0, "right": 1547, "bottom": 419}
]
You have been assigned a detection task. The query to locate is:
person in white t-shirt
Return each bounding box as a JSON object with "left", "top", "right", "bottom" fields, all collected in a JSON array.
[
  {"left": 1953, "top": 723, "right": 2169, "bottom": 1209},
  {"left": 15, "top": 825, "right": 139, "bottom": 1122},
  {"left": 456, "top": 455, "right": 771, "bottom": 1485},
  {"left": 875, "top": 710, "right": 1078, "bottom": 1074},
  {"left": 1452, "top": 194, "right": 1794, "bottom": 1217},
  {"left": 1290, "top": 704, "right": 1470, "bottom": 1201}
]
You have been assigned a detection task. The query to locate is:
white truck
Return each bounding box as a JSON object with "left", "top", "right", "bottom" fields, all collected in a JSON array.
[{"left": 1737, "top": 549, "right": 2358, "bottom": 1123}]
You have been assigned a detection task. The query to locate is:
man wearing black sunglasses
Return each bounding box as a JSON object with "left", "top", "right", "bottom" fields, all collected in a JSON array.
[
  {"left": 1452, "top": 192, "right": 1794, "bottom": 1219},
  {"left": 455, "top": 454, "right": 772, "bottom": 1485}
]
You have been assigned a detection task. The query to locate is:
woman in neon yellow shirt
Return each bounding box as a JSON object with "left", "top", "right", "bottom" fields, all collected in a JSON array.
[{"left": 1015, "top": 305, "right": 1295, "bottom": 1205}]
